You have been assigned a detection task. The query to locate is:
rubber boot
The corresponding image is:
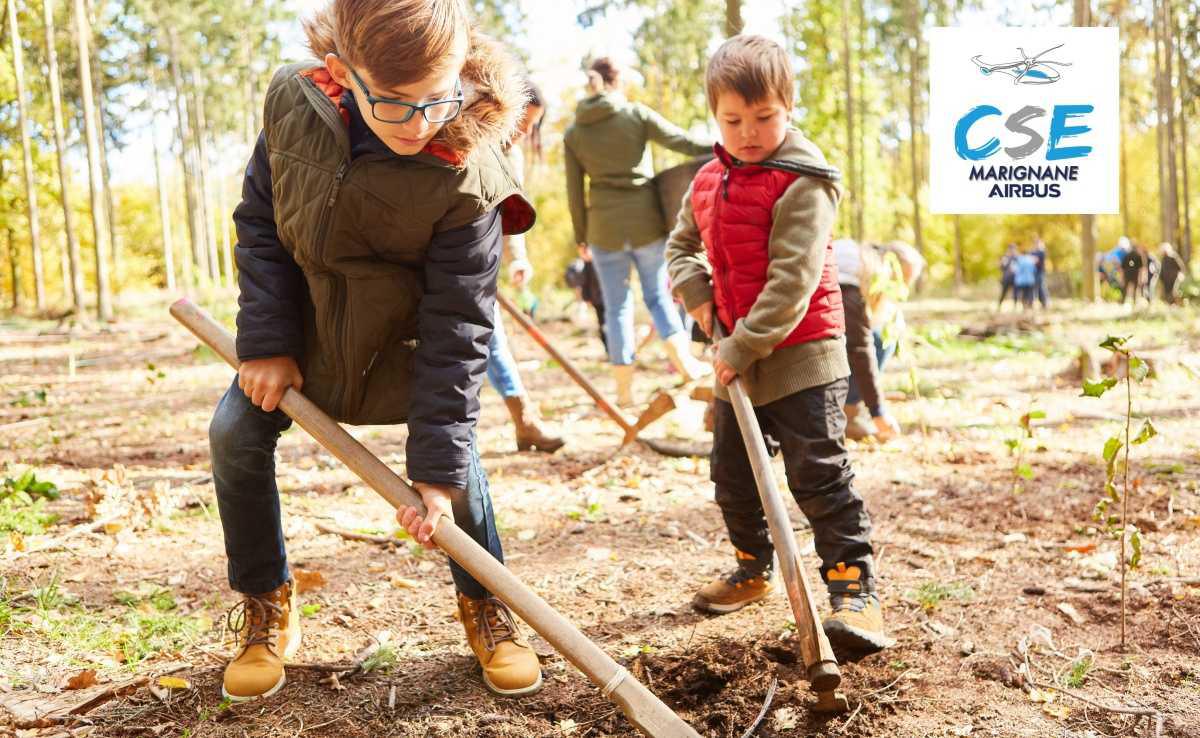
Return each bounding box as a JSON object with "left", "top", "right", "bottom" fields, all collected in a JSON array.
[
  {"left": 503, "top": 395, "right": 565, "bottom": 453},
  {"left": 664, "top": 332, "right": 712, "bottom": 382},
  {"left": 612, "top": 364, "right": 635, "bottom": 408}
]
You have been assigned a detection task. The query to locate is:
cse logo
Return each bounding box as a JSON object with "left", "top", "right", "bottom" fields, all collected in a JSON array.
[{"left": 953, "top": 104, "right": 1094, "bottom": 161}]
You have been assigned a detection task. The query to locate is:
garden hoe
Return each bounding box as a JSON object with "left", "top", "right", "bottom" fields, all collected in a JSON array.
[
  {"left": 170, "top": 299, "right": 701, "bottom": 738},
  {"left": 496, "top": 292, "right": 674, "bottom": 445},
  {"left": 712, "top": 322, "right": 849, "bottom": 714}
]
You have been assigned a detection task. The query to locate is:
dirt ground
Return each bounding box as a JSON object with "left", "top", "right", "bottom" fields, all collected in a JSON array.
[{"left": 1, "top": 292, "right": 1198, "bottom": 738}]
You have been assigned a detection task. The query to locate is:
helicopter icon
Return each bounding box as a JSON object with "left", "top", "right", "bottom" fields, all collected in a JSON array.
[{"left": 971, "top": 43, "right": 1072, "bottom": 85}]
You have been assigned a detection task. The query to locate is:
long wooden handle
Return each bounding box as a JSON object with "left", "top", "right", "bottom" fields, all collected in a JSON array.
[
  {"left": 170, "top": 299, "right": 699, "bottom": 738},
  {"left": 713, "top": 322, "right": 840, "bottom": 690},
  {"left": 495, "top": 293, "right": 636, "bottom": 435}
]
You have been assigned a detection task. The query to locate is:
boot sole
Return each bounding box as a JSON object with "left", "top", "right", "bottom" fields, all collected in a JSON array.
[
  {"left": 692, "top": 589, "right": 771, "bottom": 614},
  {"left": 515, "top": 441, "right": 565, "bottom": 453},
  {"left": 822, "top": 619, "right": 895, "bottom": 655},
  {"left": 221, "top": 626, "right": 303, "bottom": 703},
  {"left": 483, "top": 670, "right": 544, "bottom": 697}
]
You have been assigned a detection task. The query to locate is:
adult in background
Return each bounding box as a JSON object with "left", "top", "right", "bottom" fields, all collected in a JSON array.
[
  {"left": 1121, "top": 242, "right": 1145, "bottom": 305},
  {"left": 834, "top": 238, "right": 900, "bottom": 443},
  {"left": 998, "top": 243, "right": 1018, "bottom": 310},
  {"left": 486, "top": 81, "right": 563, "bottom": 452},
  {"left": 564, "top": 57, "right": 714, "bottom": 406},
  {"left": 1031, "top": 236, "right": 1049, "bottom": 308},
  {"left": 1013, "top": 250, "right": 1037, "bottom": 309},
  {"left": 1159, "top": 243, "right": 1185, "bottom": 304}
]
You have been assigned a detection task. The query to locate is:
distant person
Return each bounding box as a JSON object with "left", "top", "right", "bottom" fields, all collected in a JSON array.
[
  {"left": 1159, "top": 243, "right": 1184, "bottom": 304},
  {"left": 998, "top": 243, "right": 1018, "bottom": 309},
  {"left": 1099, "top": 237, "right": 1130, "bottom": 292},
  {"left": 1031, "top": 236, "right": 1049, "bottom": 307},
  {"left": 1142, "top": 246, "right": 1159, "bottom": 303},
  {"left": 1013, "top": 251, "right": 1037, "bottom": 309},
  {"left": 564, "top": 56, "right": 713, "bottom": 406},
  {"left": 564, "top": 257, "right": 607, "bottom": 352},
  {"left": 1121, "top": 243, "right": 1145, "bottom": 304},
  {"left": 833, "top": 238, "right": 900, "bottom": 443},
  {"left": 487, "top": 80, "right": 563, "bottom": 452}
]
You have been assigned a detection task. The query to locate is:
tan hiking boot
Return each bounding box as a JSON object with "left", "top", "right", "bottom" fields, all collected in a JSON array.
[
  {"left": 844, "top": 403, "right": 874, "bottom": 441},
  {"left": 664, "top": 332, "right": 712, "bottom": 382},
  {"left": 693, "top": 551, "right": 774, "bottom": 614},
  {"left": 458, "top": 593, "right": 543, "bottom": 696},
  {"left": 612, "top": 364, "right": 636, "bottom": 408},
  {"left": 821, "top": 562, "right": 894, "bottom": 654},
  {"left": 503, "top": 395, "right": 565, "bottom": 453},
  {"left": 222, "top": 580, "right": 301, "bottom": 701}
]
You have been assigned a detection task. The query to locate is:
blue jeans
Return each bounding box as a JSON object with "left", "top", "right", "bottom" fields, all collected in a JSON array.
[
  {"left": 208, "top": 377, "right": 502, "bottom": 599},
  {"left": 591, "top": 238, "right": 686, "bottom": 365},
  {"left": 486, "top": 303, "right": 523, "bottom": 398},
  {"left": 845, "top": 329, "right": 895, "bottom": 407}
]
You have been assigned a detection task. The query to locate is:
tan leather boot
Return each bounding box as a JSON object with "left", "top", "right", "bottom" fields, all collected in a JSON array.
[
  {"left": 612, "top": 364, "right": 635, "bottom": 408},
  {"left": 664, "top": 332, "right": 712, "bottom": 382},
  {"left": 503, "top": 395, "right": 565, "bottom": 453},
  {"left": 222, "top": 580, "right": 301, "bottom": 701},
  {"left": 843, "top": 403, "right": 874, "bottom": 441},
  {"left": 458, "top": 593, "right": 543, "bottom": 696},
  {"left": 692, "top": 550, "right": 774, "bottom": 614},
  {"left": 821, "top": 562, "right": 894, "bottom": 654}
]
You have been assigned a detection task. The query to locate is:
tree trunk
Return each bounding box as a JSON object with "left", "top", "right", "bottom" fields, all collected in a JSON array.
[
  {"left": 220, "top": 174, "right": 234, "bottom": 288},
  {"left": 167, "top": 28, "right": 206, "bottom": 284},
  {"left": 152, "top": 118, "right": 176, "bottom": 292},
  {"left": 856, "top": 0, "right": 866, "bottom": 241},
  {"left": 1152, "top": 0, "right": 1169, "bottom": 245},
  {"left": 86, "top": 1, "right": 120, "bottom": 287},
  {"left": 842, "top": 0, "right": 858, "bottom": 242},
  {"left": 907, "top": 0, "right": 924, "bottom": 262},
  {"left": 1178, "top": 39, "right": 1192, "bottom": 264},
  {"left": 72, "top": 0, "right": 113, "bottom": 320},
  {"left": 1075, "top": 0, "right": 1096, "bottom": 300},
  {"left": 43, "top": 0, "right": 85, "bottom": 313},
  {"left": 7, "top": 0, "right": 45, "bottom": 310},
  {"left": 192, "top": 77, "right": 219, "bottom": 283},
  {"left": 953, "top": 215, "right": 964, "bottom": 288},
  {"left": 7, "top": 227, "right": 19, "bottom": 312},
  {"left": 1162, "top": 0, "right": 1181, "bottom": 250},
  {"left": 724, "top": 0, "right": 742, "bottom": 37}
]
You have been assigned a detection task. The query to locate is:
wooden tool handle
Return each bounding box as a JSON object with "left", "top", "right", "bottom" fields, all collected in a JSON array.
[
  {"left": 713, "top": 321, "right": 840, "bottom": 690},
  {"left": 496, "top": 293, "right": 636, "bottom": 435},
  {"left": 170, "top": 299, "right": 699, "bottom": 738}
]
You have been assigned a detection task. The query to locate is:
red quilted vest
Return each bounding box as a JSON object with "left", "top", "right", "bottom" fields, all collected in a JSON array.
[{"left": 690, "top": 144, "right": 844, "bottom": 349}]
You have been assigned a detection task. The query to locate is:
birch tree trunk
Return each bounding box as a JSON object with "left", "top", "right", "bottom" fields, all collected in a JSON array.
[
  {"left": 906, "top": 0, "right": 924, "bottom": 261},
  {"left": 842, "top": 0, "right": 859, "bottom": 242},
  {"left": 167, "top": 28, "right": 206, "bottom": 284},
  {"left": 192, "top": 76, "right": 219, "bottom": 283},
  {"left": 1177, "top": 40, "right": 1192, "bottom": 263},
  {"left": 1161, "top": 0, "right": 1181, "bottom": 250},
  {"left": 152, "top": 118, "right": 176, "bottom": 292},
  {"left": 1075, "top": 0, "right": 1096, "bottom": 300},
  {"left": 7, "top": 0, "right": 45, "bottom": 310},
  {"left": 72, "top": 0, "right": 113, "bottom": 320}
]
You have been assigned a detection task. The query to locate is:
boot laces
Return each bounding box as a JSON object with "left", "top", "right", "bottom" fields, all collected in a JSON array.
[
  {"left": 725, "top": 564, "right": 769, "bottom": 587},
  {"left": 226, "top": 594, "right": 284, "bottom": 653},
  {"left": 831, "top": 591, "right": 872, "bottom": 614},
  {"left": 476, "top": 597, "right": 519, "bottom": 652}
]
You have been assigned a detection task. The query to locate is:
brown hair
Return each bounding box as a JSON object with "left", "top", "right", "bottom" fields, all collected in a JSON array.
[
  {"left": 303, "top": 0, "right": 470, "bottom": 88},
  {"left": 705, "top": 35, "right": 794, "bottom": 112},
  {"left": 588, "top": 57, "right": 619, "bottom": 86}
]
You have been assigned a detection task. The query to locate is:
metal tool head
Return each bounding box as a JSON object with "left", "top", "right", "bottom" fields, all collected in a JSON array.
[{"left": 623, "top": 390, "right": 677, "bottom": 444}]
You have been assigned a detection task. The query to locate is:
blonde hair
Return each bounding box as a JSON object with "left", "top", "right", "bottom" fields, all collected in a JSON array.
[
  {"left": 705, "top": 34, "right": 794, "bottom": 113},
  {"left": 303, "top": 0, "right": 470, "bottom": 88}
]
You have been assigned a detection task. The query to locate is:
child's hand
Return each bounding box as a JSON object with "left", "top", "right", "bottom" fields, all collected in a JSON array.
[
  {"left": 713, "top": 350, "right": 738, "bottom": 386},
  {"left": 509, "top": 258, "right": 532, "bottom": 288},
  {"left": 238, "top": 356, "right": 303, "bottom": 412},
  {"left": 872, "top": 414, "right": 900, "bottom": 442},
  {"left": 396, "top": 483, "right": 456, "bottom": 549},
  {"left": 687, "top": 301, "right": 714, "bottom": 337},
  {"left": 577, "top": 243, "right": 591, "bottom": 262}
]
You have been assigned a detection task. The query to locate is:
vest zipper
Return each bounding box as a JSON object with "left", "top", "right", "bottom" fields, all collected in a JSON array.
[
  {"left": 319, "top": 160, "right": 351, "bottom": 416},
  {"left": 713, "top": 165, "right": 737, "bottom": 331}
]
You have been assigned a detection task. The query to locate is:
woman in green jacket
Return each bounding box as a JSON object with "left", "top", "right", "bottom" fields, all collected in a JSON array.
[{"left": 564, "top": 57, "right": 713, "bottom": 406}]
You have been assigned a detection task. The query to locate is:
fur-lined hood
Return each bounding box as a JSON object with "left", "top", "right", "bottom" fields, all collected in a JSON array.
[{"left": 434, "top": 29, "right": 528, "bottom": 160}]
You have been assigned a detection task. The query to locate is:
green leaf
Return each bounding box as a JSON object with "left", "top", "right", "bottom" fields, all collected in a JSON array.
[
  {"left": 1102, "top": 436, "right": 1123, "bottom": 467},
  {"left": 300, "top": 604, "right": 321, "bottom": 617},
  {"left": 1129, "top": 356, "right": 1149, "bottom": 382},
  {"left": 1099, "top": 335, "right": 1129, "bottom": 352},
  {"left": 1105, "top": 481, "right": 1120, "bottom": 503},
  {"left": 1081, "top": 377, "right": 1118, "bottom": 398},
  {"left": 1132, "top": 419, "right": 1157, "bottom": 446},
  {"left": 1092, "top": 498, "right": 1109, "bottom": 522},
  {"left": 1028, "top": 409, "right": 1046, "bottom": 420},
  {"left": 1016, "top": 463, "right": 1034, "bottom": 480},
  {"left": 1004, "top": 438, "right": 1020, "bottom": 452},
  {"left": 1128, "top": 527, "right": 1142, "bottom": 569},
  {"left": 13, "top": 471, "right": 34, "bottom": 493}
]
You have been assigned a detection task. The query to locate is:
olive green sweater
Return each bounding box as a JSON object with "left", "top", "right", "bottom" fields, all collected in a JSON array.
[{"left": 564, "top": 93, "right": 712, "bottom": 251}]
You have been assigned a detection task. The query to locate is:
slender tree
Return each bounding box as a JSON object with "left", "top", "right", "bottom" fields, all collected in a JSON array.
[
  {"left": 166, "top": 26, "right": 207, "bottom": 284},
  {"left": 842, "top": 0, "right": 860, "bottom": 241},
  {"left": 724, "top": 0, "right": 741, "bottom": 36},
  {"left": 72, "top": 0, "right": 113, "bottom": 319},
  {"left": 906, "top": 0, "right": 924, "bottom": 261},
  {"left": 1075, "top": 0, "right": 1096, "bottom": 300},
  {"left": 7, "top": 0, "right": 46, "bottom": 310},
  {"left": 1177, "top": 37, "right": 1192, "bottom": 262},
  {"left": 42, "top": 0, "right": 85, "bottom": 312}
]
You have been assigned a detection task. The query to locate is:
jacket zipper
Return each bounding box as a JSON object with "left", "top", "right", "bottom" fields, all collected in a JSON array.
[{"left": 713, "top": 163, "right": 738, "bottom": 330}]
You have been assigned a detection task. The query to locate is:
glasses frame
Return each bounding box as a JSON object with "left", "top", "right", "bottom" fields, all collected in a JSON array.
[{"left": 345, "top": 64, "right": 464, "bottom": 125}]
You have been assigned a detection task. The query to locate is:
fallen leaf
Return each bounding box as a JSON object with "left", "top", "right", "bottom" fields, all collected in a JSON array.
[
  {"left": 1062, "top": 543, "right": 1096, "bottom": 554},
  {"left": 8, "top": 532, "right": 24, "bottom": 552},
  {"left": 65, "top": 670, "right": 98, "bottom": 690},
  {"left": 293, "top": 569, "right": 327, "bottom": 593},
  {"left": 517, "top": 529, "right": 537, "bottom": 541},
  {"left": 156, "top": 676, "right": 191, "bottom": 690},
  {"left": 557, "top": 718, "right": 578, "bottom": 735},
  {"left": 388, "top": 575, "right": 419, "bottom": 589},
  {"left": 1056, "top": 602, "right": 1085, "bottom": 626},
  {"left": 1042, "top": 702, "right": 1071, "bottom": 719},
  {"left": 773, "top": 706, "right": 800, "bottom": 730}
]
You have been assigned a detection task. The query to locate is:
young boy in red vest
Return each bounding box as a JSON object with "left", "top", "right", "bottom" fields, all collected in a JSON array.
[{"left": 665, "top": 34, "right": 891, "bottom": 654}]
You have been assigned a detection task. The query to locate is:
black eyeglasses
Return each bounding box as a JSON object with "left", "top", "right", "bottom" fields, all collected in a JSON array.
[{"left": 345, "top": 64, "right": 464, "bottom": 124}]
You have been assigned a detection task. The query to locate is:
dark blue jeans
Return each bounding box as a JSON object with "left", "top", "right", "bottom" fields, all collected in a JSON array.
[
  {"left": 208, "top": 377, "right": 502, "bottom": 599},
  {"left": 710, "top": 378, "right": 875, "bottom": 591}
]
